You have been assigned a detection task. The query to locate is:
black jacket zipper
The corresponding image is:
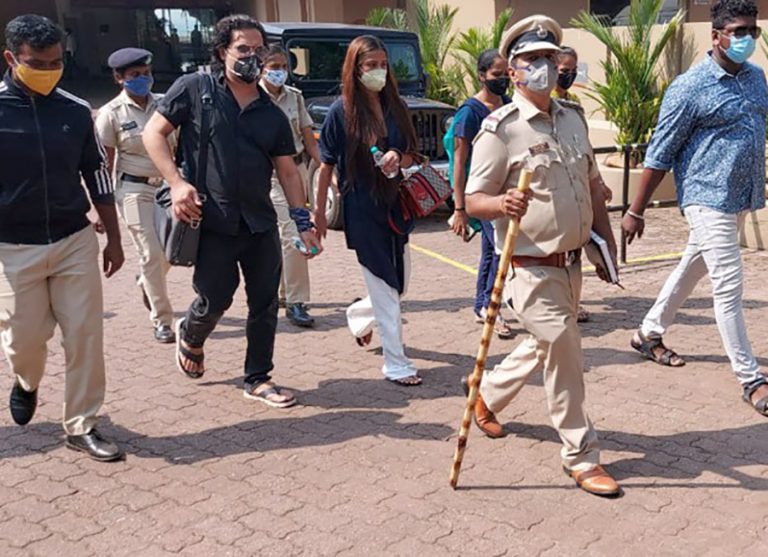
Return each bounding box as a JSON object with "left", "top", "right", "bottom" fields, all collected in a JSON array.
[{"left": 30, "top": 96, "right": 52, "bottom": 243}]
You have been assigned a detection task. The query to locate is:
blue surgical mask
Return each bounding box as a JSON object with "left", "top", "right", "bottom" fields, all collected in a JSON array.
[
  {"left": 722, "top": 33, "right": 756, "bottom": 64},
  {"left": 264, "top": 69, "right": 288, "bottom": 88},
  {"left": 124, "top": 75, "right": 153, "bottom": 97}
]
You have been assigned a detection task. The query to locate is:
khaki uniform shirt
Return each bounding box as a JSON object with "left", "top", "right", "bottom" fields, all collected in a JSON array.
[
  {"left": 466, "top": 92, "right": 598, "bottom": 258},
  {"left": 95, "top": 90, "right": 177, "bottom": 178},
  {"left": 260, "top": 82, "right": 313, "bottom": 155}
]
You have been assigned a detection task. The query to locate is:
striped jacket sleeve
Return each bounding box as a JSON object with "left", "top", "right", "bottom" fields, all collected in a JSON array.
[{"left": 80, "top": 109, "right": 114, "bottom": 203}]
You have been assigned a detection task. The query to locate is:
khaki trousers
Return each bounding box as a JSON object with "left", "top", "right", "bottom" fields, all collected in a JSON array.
[
  {"left": 479, "top": 262, "right": 600, "bottom": 471},
  {"left": 115, "top": 179, "right": 173, "bottom": 327},
  {"left": 0, "top": 227, "right": 105, "bottom": 435},
  {"left": 270, "top": 162, "right": 310, "bottom": 304}
]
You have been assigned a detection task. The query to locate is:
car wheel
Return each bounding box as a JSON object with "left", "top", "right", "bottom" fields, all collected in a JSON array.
[{"left": 308, "top": 159, "right": 343, "bottom": 230}]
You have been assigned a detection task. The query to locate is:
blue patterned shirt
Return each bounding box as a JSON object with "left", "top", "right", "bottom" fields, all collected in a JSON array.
[{"left": 645, "top": 54, "right": 768, "bottom": 213}]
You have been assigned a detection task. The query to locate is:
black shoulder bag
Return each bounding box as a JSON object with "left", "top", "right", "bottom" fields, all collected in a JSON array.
[{"left": 155, "top": 73, "right": 214, "bottom": 267}]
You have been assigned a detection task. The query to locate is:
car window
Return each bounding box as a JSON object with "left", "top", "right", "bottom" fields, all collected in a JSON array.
[{"left": 286, "top": 38, "right": 419, "bottom": 82}]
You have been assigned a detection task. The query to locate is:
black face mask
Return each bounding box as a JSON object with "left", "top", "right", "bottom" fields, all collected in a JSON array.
[
  {"left": 557, "top": 70, "right": 577, "bottom": 91},
  {"left": 484, "top": 77, "right": 510, "bottom": 96},
  {"left": 231, "top": 55, "right": 263, "bottom": 83}
]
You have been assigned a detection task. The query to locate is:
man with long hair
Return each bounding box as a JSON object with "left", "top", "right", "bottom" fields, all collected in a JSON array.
[
  {"left": 143, "top": 14, "right": 322, "bottom": 407},
  {"left": 623, "top": 0, "right": 768, "bottom": 417}
]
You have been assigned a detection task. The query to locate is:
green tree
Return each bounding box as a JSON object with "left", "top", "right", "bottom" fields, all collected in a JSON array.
[
  {"left": 571, "top": 0, "right": 684, "bottom": 148},
  {"left": 446, "top": 8, "right": 513, "bottom": 101},
  {"left": 366, "top": 0, "right": 458, "bottom": 104}
]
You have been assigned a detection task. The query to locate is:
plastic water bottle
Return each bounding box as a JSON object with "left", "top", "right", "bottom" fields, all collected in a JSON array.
[
  {"left": 292, "top": 237, "right": 318, "bottom": 256},
  {"left": 370, "top": 146, "right": 400, "bottom": 179}
]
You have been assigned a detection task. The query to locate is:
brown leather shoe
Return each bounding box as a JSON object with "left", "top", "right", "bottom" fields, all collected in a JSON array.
[
  {"left": 565, "top": 465, "right": 621, "bottom": 497},
  {"left": 461, "top": 377, "right": 505, "bottom": 439}
]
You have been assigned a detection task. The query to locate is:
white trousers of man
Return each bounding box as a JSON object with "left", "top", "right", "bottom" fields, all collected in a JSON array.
[
  {"left": 346, "top": 249, "right": 417, "bottom": 380},
  {"left": 640, "top": 205, "right": 763, "bottom": 386}
]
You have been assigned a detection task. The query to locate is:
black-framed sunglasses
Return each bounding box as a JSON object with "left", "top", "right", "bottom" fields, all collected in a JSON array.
[
  {"left": 718, "top": 25, "right": 761, "bottom": 39},
  {"left": 231, "top": 44, "right": 269, "bottom": 58}
]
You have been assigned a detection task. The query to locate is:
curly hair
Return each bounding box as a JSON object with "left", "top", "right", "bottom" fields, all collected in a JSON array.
[
  {"left": 4, "top": 14, "right": 63, "bottom": 55},
  {"left": 711, "top": 0, "right": 758, "bottom": 28},
  {"left": 210, "top": 14, "right": 267, "bottom": 71}
]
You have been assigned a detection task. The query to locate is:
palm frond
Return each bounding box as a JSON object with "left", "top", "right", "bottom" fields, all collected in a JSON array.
[{"left": 572, "top": 0, "right": 681, "bottom": 146}]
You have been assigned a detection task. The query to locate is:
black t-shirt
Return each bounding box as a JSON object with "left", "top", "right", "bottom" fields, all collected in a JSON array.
[{"left": 157, "top": 72, "right": 295, "bottom": 235}]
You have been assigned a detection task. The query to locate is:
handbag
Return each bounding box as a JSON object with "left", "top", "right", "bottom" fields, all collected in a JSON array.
[
  {"left": 155, "top": 73, "right": 215, "bottom": 267},
  {"left": 398, "top": 160, "right": 452, "bottom": 219}
]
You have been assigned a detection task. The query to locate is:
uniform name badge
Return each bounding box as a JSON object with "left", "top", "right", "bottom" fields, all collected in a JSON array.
[{"left": 528, "top": 142, "right": 549, "bottom": 156}]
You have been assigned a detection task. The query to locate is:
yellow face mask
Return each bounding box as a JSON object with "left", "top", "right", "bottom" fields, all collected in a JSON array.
[{"left": 13, "top": 58, "right": 63, "bottom": 96}]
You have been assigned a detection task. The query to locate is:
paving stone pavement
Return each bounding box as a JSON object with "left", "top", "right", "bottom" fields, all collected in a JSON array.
[{"left": 1, "top": 208, "right": 768, "bottom": 556}]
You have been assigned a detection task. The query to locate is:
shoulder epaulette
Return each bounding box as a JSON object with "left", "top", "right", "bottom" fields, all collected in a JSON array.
[
  {"left": 557, "top": 98, "right": 584, "bottom": 112},
  {"left": 481, "top": 102, "right": 519, "bottom": 133},
  {"left": 285, "top": 84, "right": 304, "bottom": 96}
]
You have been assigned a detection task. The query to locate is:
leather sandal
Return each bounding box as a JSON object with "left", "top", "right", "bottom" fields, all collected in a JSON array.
[
  {"left": 175, "top": 318, "right": 205, "bottom": 379},
  {"left": 743, "top": 380, "right": 768, "bottom": 417},
  {"left": 564, "top": 465, "right": 621, "bottom": 497},
  {"left": 461, "top": 376, "right": 505, "bottom": 438},
  {"left": 631, "top": 331, "right": 685, "bottom": 367}
]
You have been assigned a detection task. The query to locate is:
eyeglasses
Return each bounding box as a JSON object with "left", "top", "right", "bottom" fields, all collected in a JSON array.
[
  {"left": 231, "top": 44, "right": 269, "bottom": 58},
  {"left": 718, "top": 25, "right": 761, "bottom": 39}
]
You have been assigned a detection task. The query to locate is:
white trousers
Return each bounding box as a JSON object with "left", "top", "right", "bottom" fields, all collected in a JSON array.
[
  {"left": 641, "top": 205, "right": 762, "bottom": 386},
  {"left": 346, "top": 249, "right": 417, "bottom": 380}
]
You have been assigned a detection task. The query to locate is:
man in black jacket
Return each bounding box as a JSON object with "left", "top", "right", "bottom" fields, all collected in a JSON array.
[{"left": 0, "top": 14, "right": 125, "bottom": 461}]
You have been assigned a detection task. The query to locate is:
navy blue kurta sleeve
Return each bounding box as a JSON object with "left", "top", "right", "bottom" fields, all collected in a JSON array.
[{"left": 318, "top": 98, "right": 410, "bottom": 293}]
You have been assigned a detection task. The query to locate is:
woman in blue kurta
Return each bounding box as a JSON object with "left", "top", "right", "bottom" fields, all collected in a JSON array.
[
  {"left": 449, "top": 49, "right": 514, "bottom": 338},
  {"left": 315, "top": 35, "right": 422, "bottom": 386}
]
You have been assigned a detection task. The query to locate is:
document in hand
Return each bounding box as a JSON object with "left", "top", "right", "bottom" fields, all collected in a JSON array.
[{"left": 584, "top": 230, "right": 620, "bottom": 286}]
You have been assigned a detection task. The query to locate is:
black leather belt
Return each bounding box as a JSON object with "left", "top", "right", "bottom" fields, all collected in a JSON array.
[{"left": 121, "top": 173, "right": 163, "bottom": 186}]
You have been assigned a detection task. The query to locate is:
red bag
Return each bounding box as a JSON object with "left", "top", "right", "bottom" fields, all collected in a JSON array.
[{"left": 399, "top": 163, "right": 452, "bottom": 218}]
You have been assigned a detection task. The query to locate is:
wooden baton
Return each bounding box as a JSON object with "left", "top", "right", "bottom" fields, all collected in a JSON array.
[{"left": 449, "top": 168, "right": 533, "bottom": 489}]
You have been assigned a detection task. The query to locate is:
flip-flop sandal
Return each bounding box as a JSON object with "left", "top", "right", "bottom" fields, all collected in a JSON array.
[
  {"left": 743, "top": 381, "right": 768, "bottom": 417},
  {"left": 355, "top": 331, "right": 373, "bottom": 347},
  {"left": 244, "top": 384, "right": 297, "bottom": 408},
  {"left": 386, "top": 375, "right": 422, "bottom": 387},
  {"left": 630, "top": 331, "right": 685, "bottom": 367},
  {"left": 494, "top": 318, "right": 515, "bottom": 340},
  {"left": 175, "top": 318, "right": 205, "bottom": 379},
  {"left": 577, "top": 307, "right": 591, "bottom": 323}
]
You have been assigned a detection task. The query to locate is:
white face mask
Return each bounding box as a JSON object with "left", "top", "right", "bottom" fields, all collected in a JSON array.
[
  {"left": 263, "top": 69, "right": 288, "bottom": 88},
  {"left": 360, "top": 68, "right": 387, "bottom": 92},
  {"left": 516, "top": 57, "right": 557, "bottom": 94}
]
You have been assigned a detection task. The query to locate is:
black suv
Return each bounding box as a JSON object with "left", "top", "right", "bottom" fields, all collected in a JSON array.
[{"left": 263, "top": 22, "right": 455, "bottom": 229}]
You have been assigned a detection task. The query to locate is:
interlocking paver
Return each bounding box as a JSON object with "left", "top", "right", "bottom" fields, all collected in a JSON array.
[{"left": 1, "top": 209, "right": 768, "bottom": 555}]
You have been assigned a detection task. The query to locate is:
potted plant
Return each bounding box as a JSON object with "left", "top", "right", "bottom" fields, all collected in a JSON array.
[{"left": 571, "top": 0, "right": 684, "bottom": 203}]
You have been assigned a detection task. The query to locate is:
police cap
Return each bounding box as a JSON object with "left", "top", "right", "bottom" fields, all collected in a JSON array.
[
  {"left": 107, "top": 47, "right": 153, "bottom": 71},
  {"left": 500, "top": 15, "right": 562, "bottom": 60}
]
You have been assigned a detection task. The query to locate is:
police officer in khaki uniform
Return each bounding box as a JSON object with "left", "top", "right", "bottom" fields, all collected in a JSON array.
[
  {"left": 260, "top": 45, "right": 321, "bottom": 328},
  {"left": 96, "top": 48, "right": 177, "bottom": 343},
  {"left": 465, "top": 15, "right": 621, "bottom": 497}
]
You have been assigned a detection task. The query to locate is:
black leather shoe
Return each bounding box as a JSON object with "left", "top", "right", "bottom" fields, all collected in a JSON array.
[
  {"left": 286, "top": 303, "right": 315, "bottom": 328},
  {"left": 154, "top": 324, "right": 175, "bottom": 344},
  {"left": 66, "top": 429, "right": 124, "bottom": 462},
  {"left": 136, "top": 274, "right": 151, "bottom": 311},
  {"left": 9, "top": 382, "right": 37, "bottom": 426}
]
